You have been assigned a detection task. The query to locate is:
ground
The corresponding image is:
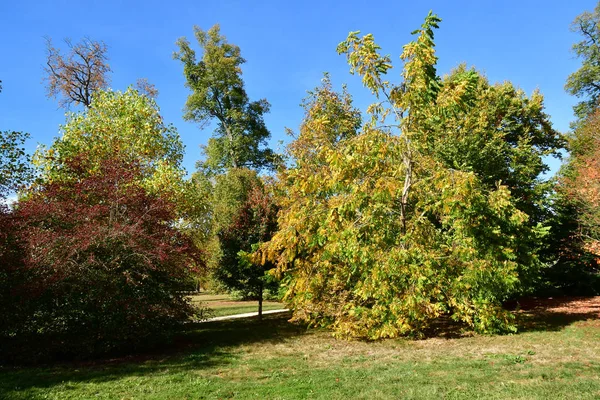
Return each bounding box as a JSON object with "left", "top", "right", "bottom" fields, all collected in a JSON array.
[{"left": 1, "top": 297, "right": 600, "bottom": 399}]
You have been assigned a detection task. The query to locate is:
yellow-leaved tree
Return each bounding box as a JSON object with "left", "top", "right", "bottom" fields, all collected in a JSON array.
[{"left": 259, "top": 12, "right": 562, "bottom": 338}]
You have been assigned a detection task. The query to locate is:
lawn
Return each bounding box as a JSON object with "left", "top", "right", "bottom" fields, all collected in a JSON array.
[
  {"left": 1, "top": 298, "right": 600, "bottom": 399},
  {"left": 190, "top": 293, "right": 285, "bottom": 318}
]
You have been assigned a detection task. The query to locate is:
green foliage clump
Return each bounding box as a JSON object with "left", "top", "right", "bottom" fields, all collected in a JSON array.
[
  {"left": 174, "top": 25, "right": 280, "bottom": 175},
  {"left": 565, "top": 2, "right": 600, "bottom": 119}
]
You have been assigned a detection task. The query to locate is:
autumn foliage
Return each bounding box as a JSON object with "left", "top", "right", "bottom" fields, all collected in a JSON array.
[
  {"left": 217, "top": 175, "right": 279, "bottom": 304},
  {"left": 44, "top": 37, "right": 111, "bottom": 108},
  {"left": 0, "top": 157, "right": 202, "bottom": 362},
  {"left": 561, "top": 108, "right": 600, "bottom": 256},
  {"left": 260, "top": 14, "right": 561, "bottom": 338}
]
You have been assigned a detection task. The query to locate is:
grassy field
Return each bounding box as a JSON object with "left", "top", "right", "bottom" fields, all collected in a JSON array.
[
  {"left": 1, "top": 298, "right": 600, "bottom": 399},
  {"left": 190, "top": 293, "right": 285, "bottom": 318}
]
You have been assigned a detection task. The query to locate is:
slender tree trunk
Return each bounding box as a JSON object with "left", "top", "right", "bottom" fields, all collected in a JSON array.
[
  {"left": 223, "top": 122, "right": 238, "bottom": 168},
  {"left": 258, "top": 281, "right": 263, "bottom": 321}
]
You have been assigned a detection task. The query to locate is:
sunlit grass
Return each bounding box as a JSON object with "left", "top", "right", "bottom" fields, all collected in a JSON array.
[{"left": 190, "top": 292, "right": 285, "bottom": 318}]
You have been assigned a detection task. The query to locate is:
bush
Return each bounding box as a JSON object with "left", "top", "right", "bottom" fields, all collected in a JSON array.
[{"left": 0, "top": 158, "right": 203, "bottom": 363}]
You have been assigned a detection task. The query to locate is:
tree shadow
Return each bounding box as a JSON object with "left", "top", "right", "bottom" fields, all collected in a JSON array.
[
  {"left": 511, "top": 296, "right": 600, "bottom": 333},
  {"left": 421, "top": 297, "right": 600, "bottom": 339},
  {"left": 0, "top": 312, "right": 306, "bottom": 399},
  {"left": 3, "top": 298, "right": 599, "bottom": 399}
]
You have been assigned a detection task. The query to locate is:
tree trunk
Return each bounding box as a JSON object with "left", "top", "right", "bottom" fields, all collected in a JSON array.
[{"left": 258, "top": 282, "right": 263, "bottom": 321}]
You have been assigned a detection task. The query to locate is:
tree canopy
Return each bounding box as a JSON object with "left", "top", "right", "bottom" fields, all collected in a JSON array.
[
  {"left": 566, "top": 3, "right": 600, "bottom": 119},
  {"left": 259, "top": 13, "right": 562, "bottom": 338},
  {"left": 174, "top": 24, "right": 280, "bottom": 174},
  {"left": 44, "top": 37, "right": 112, "bottom": 109},
  {"left": 34, "top": 87, "right": 186, "bottom": 202}
]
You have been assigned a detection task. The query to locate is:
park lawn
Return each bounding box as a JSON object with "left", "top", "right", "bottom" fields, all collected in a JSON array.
[
  {"left": 1, "top": 298, "right": 600, "bottom": 399},
  {"left": 190, "top": 293, "right": 285, "bottom": 318}
]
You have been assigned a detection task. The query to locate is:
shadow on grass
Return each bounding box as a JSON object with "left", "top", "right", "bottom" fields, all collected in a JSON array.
[
  {"left": 2, "top": 298, "right": 598, "bottom": 399},
  {"left": 512, "top": 297, "right": 600, "bottom": 333},
  {"left": 421, "top": 297, "right": 600, "bottom": 339},
  {"left": 0, "top": 312, "right": 303, "bottom": 399}
]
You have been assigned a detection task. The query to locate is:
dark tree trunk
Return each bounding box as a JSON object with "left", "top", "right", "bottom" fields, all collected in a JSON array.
[{"left": 258, "top": 281, "right": 263, "bottom": 321}]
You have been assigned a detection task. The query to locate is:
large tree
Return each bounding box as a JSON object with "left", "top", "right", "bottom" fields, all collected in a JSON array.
[
  {"left": 260, "top": 13, "right": 562, "bottom": 338},
  {"left": 174, "top": 24, "right": 279, "bottom": 174},
  {"left": 44, "top": 37, "right": 112, "bottom": 109},
  {"left": 565, "top": 2, "right": 600, "bottom": 119}
]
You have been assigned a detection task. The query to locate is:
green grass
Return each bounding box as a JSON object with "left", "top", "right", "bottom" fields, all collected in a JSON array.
[
  {"left": 2, "top": 301, "right": 600, "bottom": 399},
  {"left": 190, "top": 293, "right": 285, "bottom": 318}
]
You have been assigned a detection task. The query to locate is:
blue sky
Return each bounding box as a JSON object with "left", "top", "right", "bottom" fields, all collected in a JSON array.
[{"left": 0, "top": 0, "right": 596, "bottom": 177}]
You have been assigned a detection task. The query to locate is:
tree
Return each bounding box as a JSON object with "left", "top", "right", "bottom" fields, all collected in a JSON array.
[
  {"left": 135, "top": 78, "right": 159, "bottom": 99},
  {"left": 565, "top": 2, "right": 600, "bottom": 119},
  {"left": 44, "top": 37, "right": 112, "bottom": 109},
  {"left": 1, "top": 130, "right": 32, "bottom": 200},
  {"left": 0, "top": 81, "right": 33, "bottom": 199},
  {"left": 544, "top": 2, "right": 600, "bottom": 296},
  {"left": 260, "top": 13, "right": 559, "bottom": 338},
  {"left": 35, "top": 88, "right": 186, "bottom": 203},
  {"left": 215, "top": 172, "right": 279, "bottom": 318},
  {"left": 1, "top": 157, "right": 202, "bottom": 362},
  {"left": 561, "top": 109, "right": 600, "bottom": 256},
  {"left": 174, "top": 24, "right": 279, "bottom": 174}
]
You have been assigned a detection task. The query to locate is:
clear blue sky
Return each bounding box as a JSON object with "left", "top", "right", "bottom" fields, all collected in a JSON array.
[{"left": 0, "top": 0, "right": 596, "bottom": 177}]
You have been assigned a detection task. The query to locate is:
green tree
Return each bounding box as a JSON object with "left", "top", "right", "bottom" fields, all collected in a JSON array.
[
  {"left": 0, "top": 81, "right": 32, "bottom": 199},
  {"left": 1, "top": 131, "right": 32, "bottom": 200},
  {"left": 174, "top": 24, "right": 279, "bottom": 174},
  {"left": 261, "top": 13, "right": 559, "bottom": 338},
  {"left": 216, "top": 175, "right": 279, "bottom": 318},
  {"left": 204, "top": 168, "right": 279, "bottom": 315},
  {"left": 44, "top": 37, "right": 112, "bottom": 109},
  {"left": 565, "top": 2, "right": 600, "bottom": 119},
  {"left": 35, "top": 87, "right": 186, "bottom": 202}
]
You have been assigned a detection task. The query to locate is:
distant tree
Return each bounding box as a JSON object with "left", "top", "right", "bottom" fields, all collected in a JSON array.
[
  {"left": 1, "top": 157, "right": 202, "bottom": 362},
  {"left": 216, "top": 174, "right": 279, "bottom": 318},
  {"left": 0, "top": 80, "right": 32, "bottom": 199},
  {"left": 565, "top": 2, "right": 600, "bottom": 119},
  {"left": 135, "top": 78, "right": 159, "bottom": 99},
  {"left": 174, "top": 24, "right": 280, "bottom": 174},
  {"left": 44, "top": 37, "right": 111, "bottom": 108}
]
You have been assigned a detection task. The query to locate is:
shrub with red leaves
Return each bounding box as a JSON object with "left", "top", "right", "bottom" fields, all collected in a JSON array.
[{"left": 1, "top": 158, "right": 203, "bottom": 362}]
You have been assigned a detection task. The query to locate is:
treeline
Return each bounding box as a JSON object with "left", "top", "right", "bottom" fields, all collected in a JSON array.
[{"left": 1, "top": 6, "right": 599, "bottom": 362}]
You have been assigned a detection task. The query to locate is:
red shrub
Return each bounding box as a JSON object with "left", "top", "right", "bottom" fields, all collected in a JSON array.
[{"left": 1, "top": 158, "right": 203, "bottom": 362}]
